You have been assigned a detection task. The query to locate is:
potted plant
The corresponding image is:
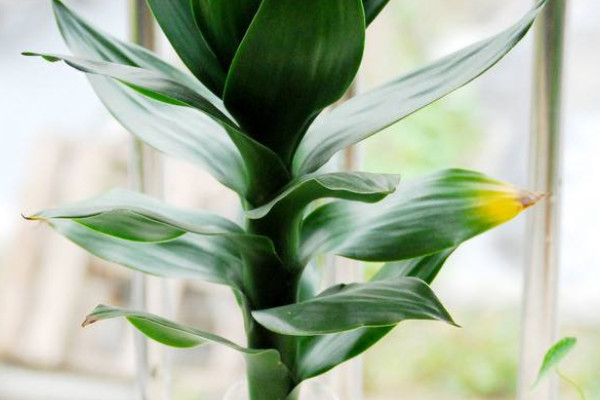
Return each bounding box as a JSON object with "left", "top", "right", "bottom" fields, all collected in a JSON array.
[{"left": 25, "top": 0, "right": 546, "bottom": 399}]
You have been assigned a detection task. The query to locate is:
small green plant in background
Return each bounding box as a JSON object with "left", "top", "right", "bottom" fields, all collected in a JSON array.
[
  {"left": 24, "top": 0, "right": 546, "bottom": 399},
  {"left": 536, "top": 337, "right": 586, "bottom": 400}
]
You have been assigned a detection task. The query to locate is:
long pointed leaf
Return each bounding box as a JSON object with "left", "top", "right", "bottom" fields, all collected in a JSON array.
[
  {"left": 301, "top": 169, "right": 542, "bottom": 263},
  {"left": 373, "top": 248, "right": 455, "bottom": 283},
  {"left": 296, "top": 249, "right": 454, "bottom": 380},
  {"left": 50, "top": 2, "right": 290, "bottom": 202},
  {"left": 253, "top": 277, "right": 455, "bottom": 336},
  {"left": 85, "top": 304, "right": 293, "bottom": 399},
  {"left": 91, "top": 78, "right": 249, "bottom": 193},
  {"left": 28, "top": 188, "right": 240, "bottom": 238},
  {"left": 293, "top": 0, "right": 546, "bottom": 175},
  {"left": 52, "top": 0, "right": 218, "bottom": 102},
  {"left": 246, "top": 172, "right": 399, "bottom": 220},
  {"left": 49, "top": 219, "right": 242, "bottom": 287},
  {"left": 224, "top": 0, "right": 365, "bottom": 164},
  {"left": 28, "top": 189, "right": 282, "bottom": 266},
  {"left": 24, "top": 53, "right": 232, "bottom": 123}
]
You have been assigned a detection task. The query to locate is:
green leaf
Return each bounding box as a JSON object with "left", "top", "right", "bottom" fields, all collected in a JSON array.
[
  {"left": 49, "top": 1, "right": 290, "bottom": 203},
  {"left": 223, "top": 0, "right": 366, "bottom": 164},
  {"left": 301, "top": 169, "right": 542, "bottom": 263},
  {"left": 28, "top": 188, "right": 241, "bottom": 240},
  {"left": 373, "top": 248, "right": 455, "bottom": 283},
  {"left": 84, "top": 304, "right": 293, "bottom": 399},
  {"left": 297, "top": 261, "right": 321, "bottom": 303},
  {"left": 297, "top": 325, "right": 391, "bottom": 381},
  {"left": 49, "top": 219, "right": 242, "bottom": 287},
  {"left": 49, "top": 1, "right": 244, "bottom": 194},
  {"left": 191, "top": 0, "right": 261, "bottom": 70},
  {"left": 246, "top": 172, "right": 399, "bottom": 220},
  {"left": 84, "top": 304, "right": 241, "bottom": 348},
  {"left": 536, "top": 337, "right": 578, "bottom": 384},
  {"left": 362, "top": 0, "right": 391, "bottom": 25},
  {"left": 52, "top": 0, "right": 217, "bottom": 100},
  {"left": 253, "top": 277, "right": 455, "bottom": 336},
  {"left": 28, "top": 189, "right": 281, "bottom": 266},
  {"left": 91, "top": 78, "right": 251, "bottom": 195},
  {"left": 144, "top": 0, "right": 227, "bottom": 95},
  {"left": 93, "top": 78, "right": 288, "bottom": 203},
  {"left": 295, "top": 250, "right": 454, "bottom": 380},
  {"left": 293, "top": 0, "right": 547, "bottom": 175},
  {"left": 23, "top": 52, "right": 233, "bottom": 123}
]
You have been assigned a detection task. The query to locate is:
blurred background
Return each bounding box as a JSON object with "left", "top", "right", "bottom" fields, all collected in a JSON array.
[{"left": 0, "top": 0, "right": 598, "bottom": 399}]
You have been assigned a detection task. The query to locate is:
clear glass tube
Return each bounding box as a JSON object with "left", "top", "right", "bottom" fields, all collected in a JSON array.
[
  {"left": 128, "top": 2, "right": 170, "bottom": 399},
  {"left": 518, "top": 1, "right": 568, "bottom": 399}
]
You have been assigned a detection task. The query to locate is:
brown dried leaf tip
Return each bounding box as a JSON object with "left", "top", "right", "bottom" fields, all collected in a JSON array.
[
  {"left": 519, "top": 190, "right": 546, "bottom": 209},
  {"left": 82, "top": 315, "right": 99, "bottom": 328}
]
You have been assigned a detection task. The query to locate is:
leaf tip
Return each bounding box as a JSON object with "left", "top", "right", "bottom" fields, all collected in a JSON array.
[
  {"left": 21, "top": 212, "right": 43, "bottom": 221},
  {"left": 82, "top": 304, "right": 110, "bottom": 327},
  {"left": 82, "top": 315, "right": 98, "bottom": 328},
  {"left": 520, "top": 190, "right": 545, "bottom": 209}
]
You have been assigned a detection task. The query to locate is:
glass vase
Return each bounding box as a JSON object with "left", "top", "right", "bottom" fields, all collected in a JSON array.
[{"left": 222, "top": 380, "right": 339, "bottom": 400}]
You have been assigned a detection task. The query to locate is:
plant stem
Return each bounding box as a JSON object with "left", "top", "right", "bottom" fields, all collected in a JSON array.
[
  {"left": 243, "top": 212, "right": 304, "bottom": 399},
  {"left": 556, "top": 370, "right": 586, "bottom": 400}
]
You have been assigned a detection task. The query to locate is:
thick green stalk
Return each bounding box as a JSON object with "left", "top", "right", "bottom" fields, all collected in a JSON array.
[{"left": 243, "top": 212, "right": 304, "bottom": 399}]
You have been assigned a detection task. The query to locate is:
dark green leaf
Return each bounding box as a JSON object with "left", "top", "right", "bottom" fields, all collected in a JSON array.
[
  {"left": 191, "top": 0, "right": 261, "bottom": 70},
  {"left": 297, "top": 326, "right": 390, "bottom": 381},
  {"left": 373, "top": 248, "right": 455, "bottom": 283},
  {"left": 536, "top": 337, "right": 577, "bottom": 384},
  {"left": 49, "top": 1, "right": 290, "bottom": 202},
  {"left": 84, "top": 304, "right": 242, "bottom": 348},
  {"left": 293, "top": 0, "right": 547, "bottom": 175},
  {"left": 49, "top": 219, "right": 242, "bottom": 287},
  {"left": 24, "top": 52, "right": 232, "bottom": 123},
  {"left": 52, "top": 0, "right": 217, "bottom": 99},
  {"left": 301, "top": 169, "right": 541, "bottom": 263},
  {"left": 85, "top": 304, "right": 292, "bottom": 399},
  {"left": 28, "top": 188, "right": 241, "bottom": 240},
  {"left": 224, "top": 0, "right": 365, "bottom": 164},
  {"left": 28, "top": 189, "right": 280, "bottom": 266},
  {"left": 246, "top": 172, "right": 399, "bottom": 220},
  {"left": 91, "top": 78, "right": 251, "bottom": 195},
  {"left": 296, "top": 249, "right": 455, "bottom": 380},
  {"left": 144, "top": 0, "right": 227, "bottom": 95},
  {"left": 253, "top": 277, "right": 455, "bottom": 336},
  {"left": 93, "top": 78, "right": 288, "bottom": 203},
  {"left": 297, "top": 262, "right": 321, "bottom": 302},
  {"left": 49, "top": 1, "right": 246, "bottom": 194},
  {"left": 362, "top": 0, "right": 391, "bottom": 25}
]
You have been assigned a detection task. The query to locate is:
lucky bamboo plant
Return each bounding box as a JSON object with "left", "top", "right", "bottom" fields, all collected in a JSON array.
[{"left": 25, "top": 0, "right": 546, "bottom": 399}]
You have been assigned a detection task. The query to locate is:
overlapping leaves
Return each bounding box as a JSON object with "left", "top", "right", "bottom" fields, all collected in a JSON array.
[
  {"left": 293, "top": 0, "right": 547, "bottom": 175},
  {"left": 253, "top": 277, "right": 455, "bottom": 336},
  {"left": 25, "top": 0, "right": 547, "bottom": 397},
  {"left": 300, "top": 169, "right": 539, "bottom": 263},
  {"left": 295, "top": 250, "right": 454, "bottom": 380},
  {"left": 48, "top": 0, "right": 289, "bottom": 204},
  {"left": 223, "top": 0, "right": 366, "bottom": 164},
  {"left": 27, "top": 189, "right": 278, "bottom": 287}
]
